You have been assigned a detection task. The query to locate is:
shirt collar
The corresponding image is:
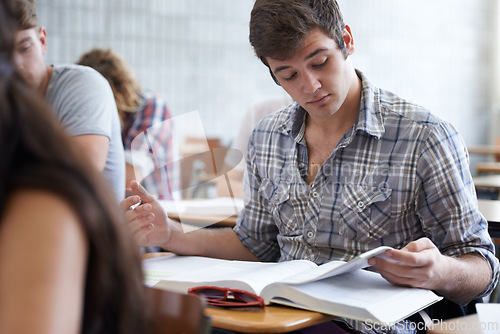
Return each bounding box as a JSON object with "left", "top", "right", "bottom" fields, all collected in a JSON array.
[
  {"left": 281, "top": 69, "right": 386, "bottom": 143},
  {"left": 277, "top": 102, "right": 306, "bottom": 142},
  {"left": 354, "top": 69, "right": 385, "bottom": 139}
]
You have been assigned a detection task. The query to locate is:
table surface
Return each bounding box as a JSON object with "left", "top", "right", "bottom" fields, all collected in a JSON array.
[
  {"left": 142, "top": 252, "right": 334, "bottom": 333},
  {"left": 475, "top": 162, "right": 500, "bottom": 174},
  {"left": 474, "top": 175, "right": 500, "bottom": 189},
  {"left": 167, "top": 212, "right": 237, "bottom": 227},
  {"left": 478, "top": 199, "right": 500, "bottom": 224},
  {"left": 467, "top": 145, "right": 500, "bottom": 155},
  {"left": 206, "top": 304, "right": 335, "bottom": 333}
]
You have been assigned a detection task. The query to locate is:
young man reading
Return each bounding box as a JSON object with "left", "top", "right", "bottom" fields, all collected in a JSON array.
[{"left": 123, "top": 0, "right": 499, "bottom": 332}]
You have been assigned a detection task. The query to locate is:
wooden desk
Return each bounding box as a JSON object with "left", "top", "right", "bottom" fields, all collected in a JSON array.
[
  {"left": 478, "top": 199, "right": 500, "bottom": 239},
  {"left": 142, "top": 253, "right": 335, "bottom": 333},
  {"left": 475, "top": 162, "right": 500, "bottom": 174},
  {"left": 167, "top": 212, "right": 236, "bottom": 228},
  {"left": 207, "top": 304, "right": 335, "bottom": 333},
  {"left": 467, "top": 145, "right": 500, "bottom": 173},
  {"left": 475, "top": 175, "right": 500, "bottom": 191},
  {"left": 478, "top": 199, "right": 500, "bottom": 224},
  {"left": 467, "top": 145, "right": 500, "bottom": 155},
  {"left": 475, "top": 175, "right": 500, "bottom": 200}
]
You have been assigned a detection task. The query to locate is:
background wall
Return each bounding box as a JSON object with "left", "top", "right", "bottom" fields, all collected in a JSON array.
[{"left": 37, "top": 0, "right": 499, "bottom": 159}]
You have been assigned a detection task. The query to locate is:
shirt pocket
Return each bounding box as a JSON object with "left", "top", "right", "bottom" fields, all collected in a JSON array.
[
  {"left": 339, "top": 184, "right": 392, "bottom": 243},
  {"left": 258, "top": 178, "right": 297, "bottom": 234}
]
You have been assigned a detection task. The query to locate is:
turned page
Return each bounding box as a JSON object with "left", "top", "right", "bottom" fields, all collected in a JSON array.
[{"left": 275, "top": 246, "right": 394, "bottom": 285}]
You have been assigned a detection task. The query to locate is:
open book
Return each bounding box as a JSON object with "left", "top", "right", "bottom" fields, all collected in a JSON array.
[{"left": 144, "top": 246, "right": 442, "bottom": 325}]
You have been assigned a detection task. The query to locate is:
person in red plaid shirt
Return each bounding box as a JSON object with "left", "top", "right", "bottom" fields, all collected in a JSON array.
[{"left": 78, "top": 48, "right": 178, "bottom": 200}]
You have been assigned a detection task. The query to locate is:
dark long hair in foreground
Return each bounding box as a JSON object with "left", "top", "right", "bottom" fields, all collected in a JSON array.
[{"left": 0, "top": 1, "right": 149, "bottom": 333}]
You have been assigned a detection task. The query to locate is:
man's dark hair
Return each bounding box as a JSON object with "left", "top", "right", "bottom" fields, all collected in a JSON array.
[
  {"left": 249, "top": 0, "right": 347, "bottom": 66},
  {"left": 14, "top": 0, "right": 38, "bottom": 29}
]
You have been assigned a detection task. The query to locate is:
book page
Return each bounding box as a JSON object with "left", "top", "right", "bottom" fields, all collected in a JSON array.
[
  {"left": 143, "top": 254, "right": 230, "bottom": 286},
  {"left": 262, "top": 269, "right": 442, "bottom": 324},
  {"left": 276, "top": 246, "right": 394, "bottom": 285},
  {"left": 155, "top": 258, "right": 318, "bottom": 295}
]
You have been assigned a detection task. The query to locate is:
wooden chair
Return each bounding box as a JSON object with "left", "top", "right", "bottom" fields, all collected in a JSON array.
[
  {"left": 475, "top": 137, "right": 500, "bottom": 174},
  {"left": 145, "top": 286, "right": 210, "bottom": 334},
  {"left": 179, "top": 137, "right": 228, "bottom": 199},
  {"left": 475, "top": 162, "right": 500, "bottom": 174}
]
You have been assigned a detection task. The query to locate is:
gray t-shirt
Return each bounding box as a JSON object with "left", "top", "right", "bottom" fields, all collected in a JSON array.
[{"left": 45, "top": 64, "right": 125, "bottom": 201}]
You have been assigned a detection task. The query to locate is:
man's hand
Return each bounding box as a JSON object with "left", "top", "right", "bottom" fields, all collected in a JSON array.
[
  {"left": 368, "top": 237, "right": 491, "bottom": 304},
  {"left": 120, "top": 180, "right": 172, "bottom": 248},
  {"left": 368, "top": 238, "right": 450, "bottom": 290}
]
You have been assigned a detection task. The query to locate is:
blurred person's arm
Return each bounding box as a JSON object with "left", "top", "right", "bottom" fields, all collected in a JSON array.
[
  {"left": 0, "top": 190, "right": 87, "bottom": 334},
  {"left": 71, "top": 134, "right": 109, "bottom": 172}
]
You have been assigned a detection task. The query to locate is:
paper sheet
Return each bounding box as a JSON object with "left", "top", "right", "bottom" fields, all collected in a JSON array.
[{"left": 476, "top": 303, "right": 500, "bottom": 334}]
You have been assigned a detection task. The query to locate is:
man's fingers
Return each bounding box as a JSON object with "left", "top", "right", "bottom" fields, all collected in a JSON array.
[
  {"left": 378, "top": 270, "right": 423, "bottom": 288},
  {"left": 125, "top": 187, "right": 134, "bottom": 197},
  {"left": 131, "top": 222, "right": 155, "bottom": 245},
  {"left": 130, "top": 180, "right": 155, "bottom": 203},
  {"left": 127, "top": 212, "right": 155, "bottom": 234},
  {"left": 383, "top": 249, "right": 421, "bottom": 266},
  {"left": 124, "top": 206, "right": 154, "bottom": 223},
  {"left": 402, "top": 237, "right": 434, "bottom": 253},
  {"left": 120, "top": 195, "right": 141, "bottom": 212}
]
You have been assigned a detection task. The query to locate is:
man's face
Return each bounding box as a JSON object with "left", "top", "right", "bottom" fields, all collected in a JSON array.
[
  {"left": 266, "top": 27, "right": 355, "bottom": 120},
  {"left": 12, "top": 27, "right": 48, "bottom": 92}
]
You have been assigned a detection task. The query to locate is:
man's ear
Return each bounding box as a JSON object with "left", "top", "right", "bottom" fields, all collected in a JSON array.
[
  {"left": 38, "top": 27, "right": 48, "bottom": 54},
  {"left": 343, "top": 25, "right": 355, "bottom": 57},
  {"left": 268, "top": 67, "right": 281, "bottom": 86}
]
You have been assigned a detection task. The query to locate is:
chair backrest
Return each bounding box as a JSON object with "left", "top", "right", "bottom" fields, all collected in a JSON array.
[
  {"left": 496, "top": 137, "right": 500, "bottom": 162},
  {"left": 145, "top": 286, "right": 210, "bottom": 334},
  {"left": 179, "top": 136, "right": 228, "bottom": 198}
]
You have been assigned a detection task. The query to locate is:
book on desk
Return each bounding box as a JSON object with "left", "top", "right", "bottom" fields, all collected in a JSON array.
[{"left": 143, "top": 247, "right": 442, "bottom": 326}]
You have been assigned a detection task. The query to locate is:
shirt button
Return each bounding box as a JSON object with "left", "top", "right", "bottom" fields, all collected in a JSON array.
[
  {"left": 306, "top": 231, "right": 314, "bottom": 238},
  {"left": 274, "top": 194, "right": 279, "bottom": 200},
  {"left": 312, "top": 191, "right": 319, "bottom": 198},
  {"left": 357, "top": 201, "right": 365, "bottom": 209}
]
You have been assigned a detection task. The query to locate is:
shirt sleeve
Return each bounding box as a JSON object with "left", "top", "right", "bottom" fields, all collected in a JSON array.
[
  {"left": 233, "top": 129, "right": 281, "bottom": 262},
  {"left": 124, "top": 92, "right": 176, "bottom": 199},
  {"left": 416, "top": 121, "right": 499, "bottom": 297},
  {"left": 51, "top": 68, "right": 115, "bottom": 139}
]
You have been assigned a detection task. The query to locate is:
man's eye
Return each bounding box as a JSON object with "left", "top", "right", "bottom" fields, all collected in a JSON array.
[
  {"left": 18, "top": 43, "right": 31, "bottom": 52},
  {"left": 312, "top": 59, "right": 328, "bottom": 68},
  {"left": 283, "top": 72, "right": 297, "bottom": 81}
]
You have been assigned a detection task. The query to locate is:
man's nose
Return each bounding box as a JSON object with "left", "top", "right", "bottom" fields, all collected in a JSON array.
[
  {"left": 12, "top": 54, "right": 24, "bottom": 70},
  {"left": 302, "top": 71, "right": 321, "bottom": 94}
]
